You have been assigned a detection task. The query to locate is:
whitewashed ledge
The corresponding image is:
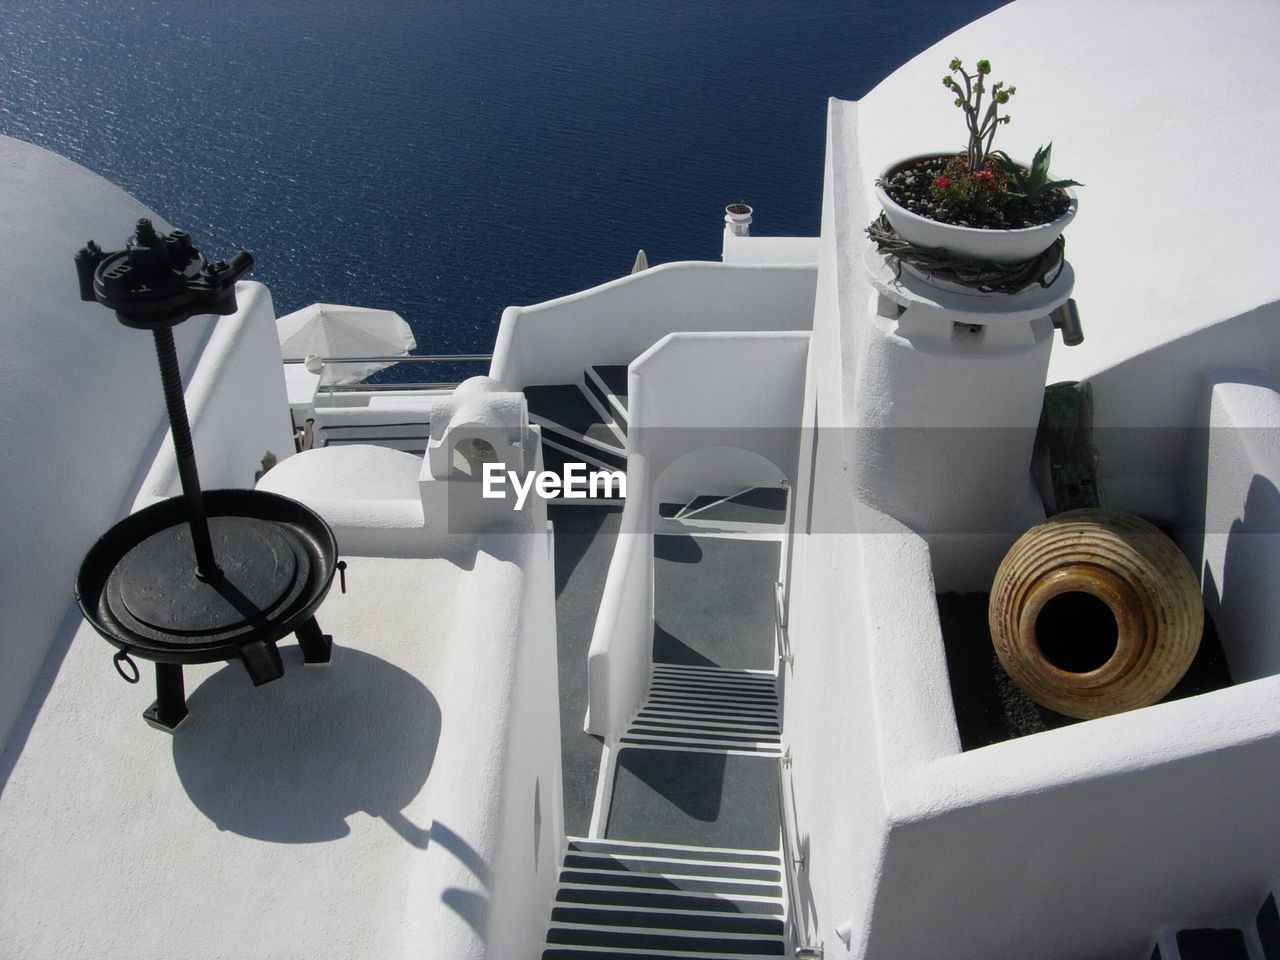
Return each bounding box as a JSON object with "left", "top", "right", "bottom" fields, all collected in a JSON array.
[{"left": 0, "top": 540, "right": 562, "bottom": 960}]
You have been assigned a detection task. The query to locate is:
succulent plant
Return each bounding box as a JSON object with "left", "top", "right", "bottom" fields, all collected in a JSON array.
[
  {"left": 991, "top": 143, "right": 1083, "bottom": 200},
  {"left": 942, "top": 57, "right": 1015, "bottom": 170}
]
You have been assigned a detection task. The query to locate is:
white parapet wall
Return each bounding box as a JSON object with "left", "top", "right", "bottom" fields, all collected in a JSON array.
[
  {"left": 586, "top": 330, "right": 809, "bottom": 742},
  {"left": 489, "top": 261, "right": 816, "bottom": 390},
  {"left": 1184, "top": 374, "right": 1280, "bottom": 684},
  {"left": 721, "top": 230, "right": 821, "bottom": 267},
  {"left": 585, "top": 454, "right": 654, "bottom": 739},
  {"left": 412, "top": 525, "right": 565, "bottom": 960},
  {"left": 0, "top": 134, "right": 244, "bottom": 756}
]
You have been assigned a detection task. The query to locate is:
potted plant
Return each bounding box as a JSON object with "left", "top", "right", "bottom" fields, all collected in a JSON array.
[{"left": 875, "top": 58, "right": 1081, "bottom": 264}]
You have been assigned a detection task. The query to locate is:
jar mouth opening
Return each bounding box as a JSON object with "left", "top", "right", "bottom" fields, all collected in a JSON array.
[{"left": 1033, "top": 590, "right": 1119, "bottom": 674}]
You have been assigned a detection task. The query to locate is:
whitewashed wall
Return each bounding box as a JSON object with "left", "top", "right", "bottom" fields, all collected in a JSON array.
[
  {"left": 1183, "top": 375, "right": 1280, "bottom": 684},
  {"left": 0, "top": 136, "right": 215, "bottom": 758},
  {"left": 635, "top": 331, "right": 810, "bottom": 497},
  {"left": 863, "top": 678, "right": 1280, "bottom": 960},
  {"left": 786, "top": 101, "right": 937, "bottom": 957},
  {"left": 585, "top": 456, "right": 654, "bottom": 739},
  {"left": 721, "top": 231, "right": 820, "bottom": 266},
  {"left": 790, "top": 0, "right": 1280, "bottom": 949},
  {"left": 411, "top": 521, "right": 565, "bottom": 960},
  {"left": 489, "top": 261, "right": 815, "bottom": 390}
]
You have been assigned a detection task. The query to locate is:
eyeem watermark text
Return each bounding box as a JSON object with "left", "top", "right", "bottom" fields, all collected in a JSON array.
[{"left": 483, "top": 462, "right": 626, "bottom": 508}]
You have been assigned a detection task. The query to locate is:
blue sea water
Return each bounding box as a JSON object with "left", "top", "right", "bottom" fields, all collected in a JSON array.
[{"left": 1, "top": 0, "right": 1004, "bottom": 359}]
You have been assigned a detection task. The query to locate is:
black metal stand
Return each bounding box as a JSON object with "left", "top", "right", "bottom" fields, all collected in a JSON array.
[
  {"left": 152, "top": 326, "right": 219, "bottom": 580},
  {"left": 74, "top": 222, "right": 344, "bottom": 732},
  {"left": 144, "top": 664, "right": 188, "bottom": 731},
  {"left": 296, "top": 616, "right": 334, "bottom": 664}
]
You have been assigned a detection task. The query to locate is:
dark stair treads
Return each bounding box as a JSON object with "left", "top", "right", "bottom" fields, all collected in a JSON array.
[
  {"left": 1260, "top": 892, "right": 1280, "bottom": 960},
  {"left": 624, "top": 665, "right": 781, "bottom": 754},
  {"left": 562, "top": 854, "right": 780, "bottom": 883},
  {"left": 543, "top": 430, "right": 627, "bottom": 472},
  {"left": 545, "top": 838, "right": 787, "bottom": 960},
  {"left": 541, "top": 444, "right": 627, "bottom": 499},
  {"left": 545, "top": 927, "right": 784, "bottom": 954},
  {"left": 567, "top": 839, "right": 781, "bottom": 866},
  {"left": 558, "top": 869, "right": 778, "bottom": 897},
  {"left": 525, "top": 383, "right": 625, "bottom": 449},
  {"left": 1175, "top": 928, "right": 1250, "bottom": 960},
  {"left": 555, "top": 885, "right": 784, "bottom": 917},
  {"left": 550, "top": 906, "right": 783, "bottom": 936},
  {"left": 584, "top": 367, "right": 628, "bottom": 434},
  {"left": 684, "top": 487, "right": 788, "bottom": 525},
  {"left": 544, "top": 950, "right": 780, "bottom": 960},
  {"left": 591, "top": 365, "right": 629, "bottom": 407}
]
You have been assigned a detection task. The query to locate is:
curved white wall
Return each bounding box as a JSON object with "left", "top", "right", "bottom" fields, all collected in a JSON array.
[
  {"left": 0, "top": 135, "right": 216, "bottom": 757},
  {"left": 853, "top": 0, "right": 1280, "bottom": 385}
]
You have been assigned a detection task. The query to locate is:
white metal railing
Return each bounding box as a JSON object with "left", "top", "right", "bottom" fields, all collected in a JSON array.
[
  {"left": 775, "top": 580, "right": 793, "bottom": 666},
  {"left": 775, "top": 579, "right": 820, "bottom": 957},
  {"left": 284, "top": 353, "right": 493, "bottom": 393},
  {"left": 779, "top": 748, "right": 823, "bottom": 958},
  {"left": 283, "top": 354, "right": 493, "bottom": 364}
]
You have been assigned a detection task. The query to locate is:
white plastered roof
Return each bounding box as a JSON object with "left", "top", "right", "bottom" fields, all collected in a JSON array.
[{"left": 855, "top": 0, "right": 1280, "bottom": 382}]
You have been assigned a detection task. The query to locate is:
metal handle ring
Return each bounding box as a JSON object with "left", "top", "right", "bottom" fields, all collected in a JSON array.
[{"left": 113, "top": 649, "right": 140, "bottom": 684}]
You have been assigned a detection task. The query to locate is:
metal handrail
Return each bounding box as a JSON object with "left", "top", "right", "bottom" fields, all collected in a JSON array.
[
  {"left": 283, "top": 354, "right": 492, "bottom": 364},
  {"left": 321, "top": 381, "right": 466, "bottom": 392},
  {"left": 778, "top": 748, "right": 823, "bottom": 958},
  {"left": 287, "top": 353, "right": 494, "bottom": 396},
  {"left": 775, "top": 581, "right": 793, "bottom": 666}
]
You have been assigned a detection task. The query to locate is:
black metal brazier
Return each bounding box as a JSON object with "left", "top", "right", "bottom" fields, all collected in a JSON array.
[{"left": 73, "top": 220, "right": 342, "bottom": 730}]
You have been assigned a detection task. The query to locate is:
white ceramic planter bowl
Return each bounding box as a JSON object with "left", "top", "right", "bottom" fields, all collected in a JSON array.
[{"left": 876, "top": 153, "right": 1078, "bottom": 264}]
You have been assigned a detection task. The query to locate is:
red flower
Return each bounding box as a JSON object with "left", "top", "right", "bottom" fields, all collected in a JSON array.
[
  {"left": 975, "top": 169, "right": 994, "bottom": 182},
  {"left": 935, "top": 176, "right": 951, "bottom": 189}
]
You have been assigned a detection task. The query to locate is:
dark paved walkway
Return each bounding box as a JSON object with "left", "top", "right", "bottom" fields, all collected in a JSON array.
[
  {"left": 549, "top": 504, "right": 623, "bottom": 836},
  {"left": 651, "top": 535, "right": 780, "bottom": 671}
]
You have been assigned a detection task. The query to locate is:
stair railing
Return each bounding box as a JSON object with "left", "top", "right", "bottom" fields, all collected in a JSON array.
[
  {"left": 779, "top": 748, "right": 823, "bottom": 958},
  {"left": 774, "top": 580, "right": 793, "bottom": 666},
  {"left": 284, "top": 353, "right": 493, "bottom": 393}
]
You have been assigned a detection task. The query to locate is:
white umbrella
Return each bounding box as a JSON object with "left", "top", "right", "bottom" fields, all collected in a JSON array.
[
  {"left": 276, "top": 303, "right": 416, "bottom": 384},
  {"left": 631, "top": 249, "right": 649, "bottom": 274}
]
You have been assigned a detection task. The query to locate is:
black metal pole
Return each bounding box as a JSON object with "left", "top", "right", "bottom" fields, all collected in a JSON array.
[{"left": 152, "top": 326, "right": 220, "bottom": 580}]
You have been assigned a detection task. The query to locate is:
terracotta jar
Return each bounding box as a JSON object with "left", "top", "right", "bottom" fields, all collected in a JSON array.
[{"left": 988, "top": 509, "right": 1203, "bottom": 719}]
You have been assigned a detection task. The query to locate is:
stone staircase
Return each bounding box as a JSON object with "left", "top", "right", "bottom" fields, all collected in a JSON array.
[
  {"left": 620, "top": 664, "right": 782, "bottom": 756},
  {"left": 542, "top": 838, "right": 787, "bottom": 958},
  {"left": 541, "top": 530, "right": 791, "bottom": 958},
  {"left": 523, "top": 366, "right": 629, "bottom": 501}
]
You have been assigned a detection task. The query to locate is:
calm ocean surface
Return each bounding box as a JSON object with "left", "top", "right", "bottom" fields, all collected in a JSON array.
[{"left": 2, "top": 0, "right": 1003, "bottom": 359}]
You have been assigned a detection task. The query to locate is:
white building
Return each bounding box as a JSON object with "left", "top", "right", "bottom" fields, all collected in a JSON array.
[{"left": 1, "top": 2, "right": 1278, "bottom": 958}]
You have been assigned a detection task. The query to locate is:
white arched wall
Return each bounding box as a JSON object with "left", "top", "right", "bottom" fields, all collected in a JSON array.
[{"left": 586, "top": 331, "right": 809, "bottom": 742}]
